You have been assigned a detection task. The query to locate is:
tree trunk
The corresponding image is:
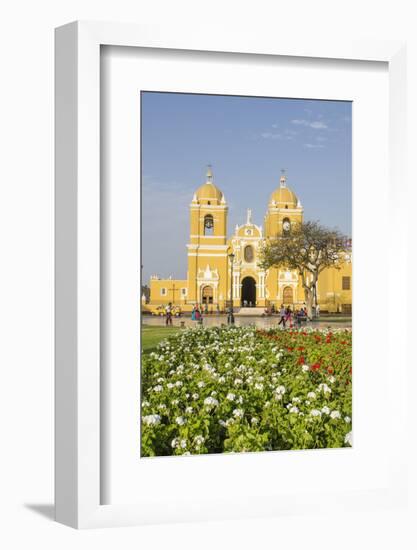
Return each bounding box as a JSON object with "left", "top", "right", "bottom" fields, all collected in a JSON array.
[
  {"left": 300, "top": 271, "right": 314, "bottom": 319},
  {"left": 304, "top": 287, "right": 314, "bottom": 318}
]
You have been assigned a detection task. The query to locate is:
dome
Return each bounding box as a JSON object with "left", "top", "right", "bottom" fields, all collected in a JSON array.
[
  {"left": 194, "top": 166, "right": 224, "bottom": 203},
  {"left": 195, "top": 181, "right": 223, "bottom": 201},
  {"left": 269, "top": 173, "right": 299, "bottom": 208}
]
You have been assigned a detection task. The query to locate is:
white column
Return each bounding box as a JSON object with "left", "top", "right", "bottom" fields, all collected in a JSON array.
[{"left": 258, "top": 272, "right": 265, "bottom": 298}]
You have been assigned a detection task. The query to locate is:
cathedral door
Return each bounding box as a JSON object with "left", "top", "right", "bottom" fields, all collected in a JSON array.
[
  {"left": 241, "top": 277, "right": 256, "bottom": 306},
  {"left": 283, "top": 286, "right": 294, "bottom": 304},
  {"left": 201, "top": 285, "right": 214, "bottom": 304}
]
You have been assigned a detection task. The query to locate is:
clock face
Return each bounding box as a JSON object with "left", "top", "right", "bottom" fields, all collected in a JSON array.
[{"left": 283, "top": 220, "right": 291, "bottom": 232}]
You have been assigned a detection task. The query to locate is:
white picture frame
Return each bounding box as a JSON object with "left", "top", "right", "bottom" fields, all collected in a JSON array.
[{"left": 55, "top": 21, "right": 407, "bottom": 529}]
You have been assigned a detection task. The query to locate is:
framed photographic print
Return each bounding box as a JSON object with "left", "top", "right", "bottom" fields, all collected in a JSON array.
[{"left": 55, "top": 22, "right": 408, "bottom": 528}]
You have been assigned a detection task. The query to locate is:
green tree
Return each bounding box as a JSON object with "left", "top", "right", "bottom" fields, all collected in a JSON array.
[{"left": 259, "top": 221, "right": 350, "bottom": 317}]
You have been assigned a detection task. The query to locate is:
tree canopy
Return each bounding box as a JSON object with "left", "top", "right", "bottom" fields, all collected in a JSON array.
[{"left": 259, "top": 221, "right": 350, "bottom": 315}]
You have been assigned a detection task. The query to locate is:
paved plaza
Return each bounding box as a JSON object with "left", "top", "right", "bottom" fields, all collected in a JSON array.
[{"left": 142, "top": 314, "right": 352, "bottom": 331}]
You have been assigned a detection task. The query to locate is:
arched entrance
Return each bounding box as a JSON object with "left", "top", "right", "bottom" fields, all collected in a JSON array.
[
  {"left": 283, "top": 286, "right": 293, "bottom": 304},
  {"left": 241, "top": 277, "right": 256, "bottom": 306},
  {"left": 201, "top": 285, "right": 213, "bottom": 305}
]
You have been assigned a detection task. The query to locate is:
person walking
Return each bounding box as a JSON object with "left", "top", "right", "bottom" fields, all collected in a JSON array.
[
  {"left": 285, "top": 306, "right": 293, "bottom": 328},
  {"left": 191, "top": 305, "right": 196, "bottom": 321},
  {"left": 165, "top": 302, "right": 173, "bottom": 326},
  {"left": 278, "top": 304, "right": 286, "bottom": 328}
]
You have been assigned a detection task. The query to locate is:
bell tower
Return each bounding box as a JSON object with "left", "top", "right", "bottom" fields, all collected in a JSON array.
[
  {"left": 264, "top": 170, "right": 303, "bottom": 238},
  {"left": 187, "top": 167, "right": 229, "bottom": 306}
]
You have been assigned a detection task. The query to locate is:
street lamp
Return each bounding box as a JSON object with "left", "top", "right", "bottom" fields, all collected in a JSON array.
[{"left": 228, "top": 252, "right": 235, "bottom": 324}]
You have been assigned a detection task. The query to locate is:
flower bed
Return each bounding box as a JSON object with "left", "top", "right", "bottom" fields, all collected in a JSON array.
[{"left": 141, "top": 325, "right": 352, "bottom": 456}]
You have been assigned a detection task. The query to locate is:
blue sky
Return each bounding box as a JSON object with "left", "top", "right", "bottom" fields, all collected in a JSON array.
[{"left": 141, "top": 92, "right": 351, "bottom": 283}]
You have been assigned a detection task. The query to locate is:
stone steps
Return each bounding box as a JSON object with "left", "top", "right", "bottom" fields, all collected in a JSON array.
[{"left": 234, "top": 307, "right": 266, "bottom": 316}]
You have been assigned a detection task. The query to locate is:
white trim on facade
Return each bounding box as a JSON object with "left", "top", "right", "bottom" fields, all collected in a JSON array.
[{"left": 188, "top": 253, "right": 228, "bottom": 257}]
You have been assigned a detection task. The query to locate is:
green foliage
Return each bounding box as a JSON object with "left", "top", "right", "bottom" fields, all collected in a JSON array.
[{"left": 141, "top": 326, "right": 352, "bottom": 456}]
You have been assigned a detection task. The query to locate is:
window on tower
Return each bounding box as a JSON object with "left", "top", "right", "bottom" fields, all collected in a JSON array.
[{"left": 204, "top": 214, "right": 214, "bottom": 235}]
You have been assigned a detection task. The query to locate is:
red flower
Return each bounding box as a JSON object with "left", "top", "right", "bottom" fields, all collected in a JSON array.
[
  {"left": 327, "top": 367, "right": 334, "bottom": 374},
  {"left": 311, "top": 363, "right": 321, "bottom": 371},
  {"left": 298, "top": 356, "right": 305, "bottom": 365}
]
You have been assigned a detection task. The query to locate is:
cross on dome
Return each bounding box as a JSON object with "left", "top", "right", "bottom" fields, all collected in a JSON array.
[
  {"left": 280, "top": 169, "right": 287, "bottom": 188},
  {"left": 206, "top": 164, "right": 213, "bottom": 183},
  {"left": 246, "top": 208, "right": 252, "bottom": 225}
]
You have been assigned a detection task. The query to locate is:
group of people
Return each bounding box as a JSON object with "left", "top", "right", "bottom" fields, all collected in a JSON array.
[
  {"left": 277, "top": 305, "right": 310, "bottom": 328},
  {"left": 191, "top": 304, "right": 204, "bottom": 324},
  {"left": 164, "top": 300, "right": 315, "bottom": 328}
]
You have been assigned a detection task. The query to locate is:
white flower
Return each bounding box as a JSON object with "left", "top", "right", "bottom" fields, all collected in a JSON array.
[
  {"left": 234, "top": 378, "right": 243, "bottom": 386},
  {"left": 171, "top": 437, "right": 179, "bottom": 448},
  {"left": 180, "top": 439, "right": 187, "bottom": 449},
  {"left": 330, "top": 410, "right": 341, "bottom": 419},
  {"left": 197, "top": 381, "right": 205, "bottom": 388},
  {"left": 175, "top": 381, "right": 183, "bottom": 387},
  {"left": 255, "top": 383, "right": 264, "bottom": 390},
  {"left": 142, "top": 414, "right": 161, "bottom": 426},
  {"left": 141, "top": 400, "right": 150, "bottom": 408},
  {"left": 344, "top": 431, "right": 353, "bottom": 446},
  {"left": 167, "top": 382, "right": 175, "bottom": 389},
  {"left": 194, "top": 435, "right": 205, "bottom": 448},
  {"left": 293, "top": 397, "right": 301, "bottom": 404},
  {"left": 251, "top": 417, "right": 259, "bottom": 425},
  {"left": 204, "top": 396, "right": 219, "bottom": 408},
  {"left": 307, "top": 392, "right": 316, "bottom": 399},
  {"left": 185, "top": 406, "right": 193, "bottom": 414},
  {"left": 233, "top": 408, "right": 244, "bottom": 418},
  {"left": 218, "top": 419, "right": 226, "bottom": 427},
  {"left": 289, "top": 406, "right": 299, "bottom": 414},
  {"left": 321, "top": 406, "right": 330, "bottom": 415},
  {"left": 310, "top": 409, "right": 322, "bottom": 417},
  {"left": 275, "top": 385, "right": 286, "bottom": 395},
  {"left": 192, "top": 393, "right": 199, "bottom": 400},
  {"left": 328, "top": 375, "right": 335, "bottom": 383},
  {"left": 302, "top": 364, "right": 310, "bottom": 372},
  {"left": 344, "top": 416, "right": 351, "bottom": 423},
  {"left": 226, "top": 392, "right": 235, "bottom": 401},
  {"left": 318, "top": 383, "right": 332, "bottom": 394},
  {"left": 153, "top": 385, "right": 163, "bottom": 393},
  {"left": 176, "top": 416, "right": 186, "bottom": 425}
]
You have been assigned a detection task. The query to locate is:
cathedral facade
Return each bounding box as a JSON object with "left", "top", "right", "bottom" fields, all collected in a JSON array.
[{"left": 146, "top": 168, "right": 352, "bottom": 313}]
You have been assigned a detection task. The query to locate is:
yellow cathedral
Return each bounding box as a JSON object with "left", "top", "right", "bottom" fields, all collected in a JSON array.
[{"left": 146, "top": 168, "right": 352, "bottom": 314}]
